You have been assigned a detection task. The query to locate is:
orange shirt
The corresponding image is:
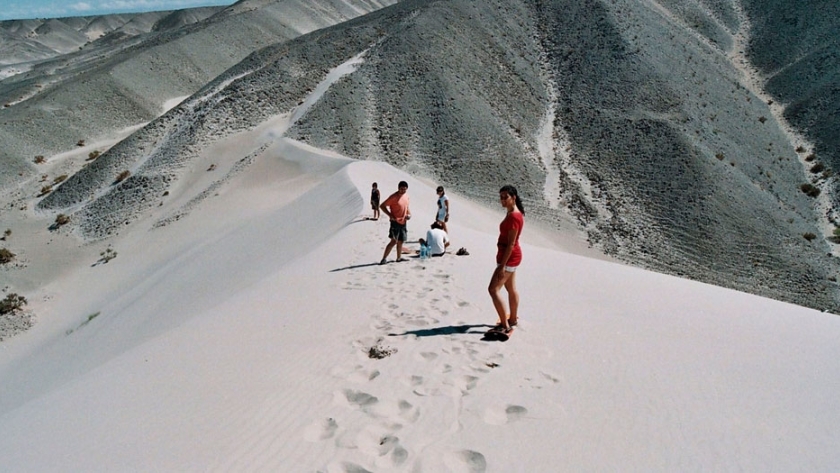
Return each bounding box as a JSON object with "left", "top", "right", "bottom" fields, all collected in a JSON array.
[{"left": 383, "top": 192, "right": 410, "bottom": 224}]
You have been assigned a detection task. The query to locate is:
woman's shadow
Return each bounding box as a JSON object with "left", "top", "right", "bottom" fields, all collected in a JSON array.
[{"left": 388, "top": 324, "right": 492, "bottom": 338}]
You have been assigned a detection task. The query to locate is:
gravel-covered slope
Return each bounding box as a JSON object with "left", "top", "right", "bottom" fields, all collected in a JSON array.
[
  {"left": 35, "top": 0, "right": 840, "bottom": 311},
  {"left": 0, "top": 0, "right": 399, "bottom": 188}
]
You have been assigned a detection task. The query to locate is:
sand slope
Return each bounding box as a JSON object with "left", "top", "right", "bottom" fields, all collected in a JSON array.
[{"left": 1, "top": 134, "right": 839, "bottom": 470}]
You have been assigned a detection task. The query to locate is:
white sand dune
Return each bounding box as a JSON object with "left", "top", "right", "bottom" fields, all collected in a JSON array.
[{"left": 1, "top": 121, "right": 839, "bottom": 470}]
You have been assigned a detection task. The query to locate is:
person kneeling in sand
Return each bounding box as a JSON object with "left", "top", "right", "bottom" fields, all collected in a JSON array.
[{"left": 419, "top": 221, "right": 450, "bottom": 257}]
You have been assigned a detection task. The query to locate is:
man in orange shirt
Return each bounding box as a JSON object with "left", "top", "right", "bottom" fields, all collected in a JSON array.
[{"left": 379, "top": 180, "right": 412, "bottom": 264}]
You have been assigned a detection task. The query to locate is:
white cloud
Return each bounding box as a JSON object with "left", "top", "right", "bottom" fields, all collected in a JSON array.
[{"left": 70, "top": 2, "right": 95, "bottom": 12}]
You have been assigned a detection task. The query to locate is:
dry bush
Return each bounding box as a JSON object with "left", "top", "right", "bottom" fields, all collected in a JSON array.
[
  {"left": 811, "top": 163, "right": 825, "bottom": 174},
  {"left": 803, "top": 233, "right": 817, "bottom": 241},
  {"left": 87, "top": 150, "right": 100, "bottom": 161},
  {"left": 55, "top": 214, "right": 70, "bottom": 226},
  {"left": 115, "top": 170, "right": 131, "bottom": 183},
  {"left": 33, "top": 155, "right": 45, "bottom": 164},
  {"left": 38, "top": 185, "right": 53, "bottom": 197},
  {"left": 76, "top": 139, "right": 85, "bottom": 147},
  {"left": 0, "top": 293, "right": 26, "bottom": 315},
  {"left": 800, "top": 183, "right": 821, "bottom": 198},
  {"left": 53, "top": 174, "right": 68, "bottom": 184},
  {"left": 795, "top": 146, "right": 806, "bottom": 153},
  {"left": 0, "top": 248, "right": 14, "bottom": 264}
]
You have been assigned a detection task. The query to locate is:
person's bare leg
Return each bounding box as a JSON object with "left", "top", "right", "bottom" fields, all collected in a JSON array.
[
  {"left": 505, "top": 271, "right": 519, "bottom": 325},
  {"left": 488, "top": 268, "right": 512, "bottom": 328},
  {"left": 396, "top": 240, "right": 404, "bottom": 260},
  {"left": 382, "top": 239, "right": 396, "bottom": 261}
]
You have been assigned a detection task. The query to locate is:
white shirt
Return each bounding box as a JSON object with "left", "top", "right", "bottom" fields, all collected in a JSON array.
[{"left": 425, "top": 228, "right": 449, "bottom": 255}]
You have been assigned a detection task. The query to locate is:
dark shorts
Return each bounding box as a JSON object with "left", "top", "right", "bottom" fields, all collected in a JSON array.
[
  {"left": 388, "top": 220, "right": 408, "bottom": 242},
  {"left": 371, "top": 200, "right": 379, "bottom": 210}
]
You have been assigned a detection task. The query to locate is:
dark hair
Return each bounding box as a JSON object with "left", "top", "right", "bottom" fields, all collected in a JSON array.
[
  {"left": 372, "top": 182, "right": 377, "bottom": 187},
  {"left": 500, "top": 185, "right": 525, "bottom": 214},
  {"left": 398, "top": 180, "right": 408, "bottom": 188},
  {"left": 431, "top": 221, "right": 443, "bottom": 229},
  {"left": 436, "top": 186, "right": 444, "bottom": 193}
]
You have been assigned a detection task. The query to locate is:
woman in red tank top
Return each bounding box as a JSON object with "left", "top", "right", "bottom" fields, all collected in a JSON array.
[{"left": 488, "top": 185, "right": 524, "bottom": 335}]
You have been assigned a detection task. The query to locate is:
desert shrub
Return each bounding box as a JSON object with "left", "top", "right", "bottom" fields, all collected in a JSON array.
[
  {"left": 33, "top": 155, "right": 45, "bottom": 164},
  {"left": 715, "top": 152, "right": 725, "bottom": 160},
  {"left": 796, "top": 146, "right": 806, "bottom": 153},
  {"left": 803, "top": 233, "right": 817, "bottom": 241},
  {"left": 99, "top": 247, "right": 117, "bottom": 263},
  {"left": 2, "top": 229, "right": 10, "bottom": 240},
  {"left": 805, "top": 154, "right": 816, "bottom": 162},
  {"left": 87, "top": 150, "right": 100, "bottom": 161},
  {"left": 0, "top": 293, "right": 26, "bottom": 314},
  {"left": 758, "top": 116, "right": 767, "bottom": 123},
  {"left": 801, "top": 183, "right": 821, "bottom": 198},
  {"left": 38, "top": 185, "right": 53, "bottom": 196},
  {"left": 115, "top": 170, "right": 130, "bottom": 183},
  {"left": 55, "top": 214, "right": 70, "bottom": 226},
  {"left": 811, "top": 163, "right": 825, "bottom": 174},
  {"left": 0, "top": 248, "right": 14, "bottom": 264},
  {"left": 53, "top": 174, "right": 68, "bottom": 184},
  {"left": 76, "top": 139, "right": 85, "bottom": 147}
]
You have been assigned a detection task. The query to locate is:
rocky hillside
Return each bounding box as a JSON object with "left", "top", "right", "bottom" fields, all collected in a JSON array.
[
  {"left": 29, "top": 0, "right": 840, "bottom": 311},
  {"left": 0, "top": 0, "right": 398, "bottom": 187}
]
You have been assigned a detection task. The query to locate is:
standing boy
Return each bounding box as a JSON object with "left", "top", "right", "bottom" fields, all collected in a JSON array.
[
  {"left": 370, "top": 182, "right": 380, "bottom": 220},
  {"left": 380, "top": 181, "right": 411, "bottom": 264}
]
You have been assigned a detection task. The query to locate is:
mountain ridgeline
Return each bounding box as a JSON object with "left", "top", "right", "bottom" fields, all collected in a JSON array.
[{"left": 35, "top": 0, "right": 840, "bottom": 311}]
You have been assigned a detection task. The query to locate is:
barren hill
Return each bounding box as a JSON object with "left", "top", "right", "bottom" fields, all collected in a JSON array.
[
  {"left": 12, "top": 0, "right": 840, "bottom": 311},
  {"left": 0, "top": 0, "right": 399, "bottom": 187}
]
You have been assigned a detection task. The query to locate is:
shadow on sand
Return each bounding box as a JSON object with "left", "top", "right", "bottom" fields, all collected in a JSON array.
[{"left": 388, "top": 324, "right": 492, "bottom": 338}]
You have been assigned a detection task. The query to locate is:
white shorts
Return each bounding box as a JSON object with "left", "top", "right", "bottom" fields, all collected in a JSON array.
[{"left": 497, "top": 263, "right": 518, "bottom": 273}]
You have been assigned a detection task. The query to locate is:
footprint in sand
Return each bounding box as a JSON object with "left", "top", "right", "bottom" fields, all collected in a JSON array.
[
  {"left": 354, "top": 426, "right": 410, "bottom": 468},
  {"left": 303, "top": 417, "right": 339, "bottom": 441},
  {"left": 482, "top": 405, "right": 528, "bottom": 425},
  {"left": 338, "top": 389, "right": 379, "bottom": 410},
  {"left": 443, "top": 450, "right": 487, "bottom": 473}
]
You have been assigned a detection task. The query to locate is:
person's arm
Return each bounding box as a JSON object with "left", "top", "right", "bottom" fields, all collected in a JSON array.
[
  {"left": 380, "top": 201, "right": 392, "bottom": 220},
  {"left": 444, "top": 198, "right": 450, "bottom": 221},
  {"left": 380, "top": 193, "right": 395, "bottom": 220},
  {"left": 496, "top": 227, "right": 519, "bottom": 268}
]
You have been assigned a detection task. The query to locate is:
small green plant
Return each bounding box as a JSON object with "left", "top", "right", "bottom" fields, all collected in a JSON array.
[
  {"left": 801, "top": 183, "right": 821, "bottom": 198},
  {"left": 115, "top": 170, "right": 130, "bottom": 183},
  {"left": 0, "top": 293, "right": 26, "bottom": 315},
  {"left": 0, "top": 248, "right": 15, "bottom": 264},
  {"left": 87, "top": 150, "right": 100, "bottom": 161},
  {"left": 803, "top": 233, "right": 817, "bottom": 241},
  {"left": 55, "top": 214, "right": 70, "bottom": 226}
]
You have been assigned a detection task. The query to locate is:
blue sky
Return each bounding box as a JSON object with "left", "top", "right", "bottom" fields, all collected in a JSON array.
[{"left": 0, "top": 0, "right": 236, "bottom": 21}]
